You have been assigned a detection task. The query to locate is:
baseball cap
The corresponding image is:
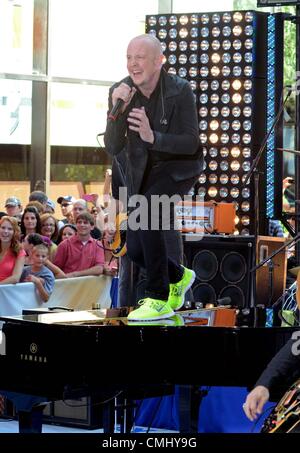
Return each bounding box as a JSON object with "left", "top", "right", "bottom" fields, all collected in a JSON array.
[
  {"left": 46, "top": 199, "right": 55, "bottom": 211},
  {"left": 57, "top": 196, "right": 76, "bottom": 205},
  {"left": 5, "top": 197, "right": 21, "bottom": 207}
]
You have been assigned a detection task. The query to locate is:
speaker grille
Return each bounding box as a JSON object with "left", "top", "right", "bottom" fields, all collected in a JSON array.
[
  {"left": 192, "top": 250, "right": 218, "bottom": 282},
  {"left": 220, "top": 252, "right": 247, "bottom": 284},
  {"left": 218, "top": 285, "right": 245, "bottom": 308},
  {"left": 184, "top": 235, "right": 255, "bottom": 309},
  {"left": 193, "top": 283, "right": 217, "bottom": 305}
]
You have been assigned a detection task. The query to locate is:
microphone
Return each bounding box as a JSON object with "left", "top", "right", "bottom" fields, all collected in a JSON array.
[
  {"left": 216, "top": 296, "right": 232, "bottom": 306},
  {"left": 108, "top": 78, "right": 134, "bottom": 121}
]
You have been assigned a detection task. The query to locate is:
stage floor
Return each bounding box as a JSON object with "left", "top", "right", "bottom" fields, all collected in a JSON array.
[{"left": 0, "top": 418, "right": 176, "bottom": 433}]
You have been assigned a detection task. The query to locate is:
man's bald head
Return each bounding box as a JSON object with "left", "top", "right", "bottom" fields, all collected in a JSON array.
[{"left": 128, "top": 34, "right": 163, "bottom": 57}]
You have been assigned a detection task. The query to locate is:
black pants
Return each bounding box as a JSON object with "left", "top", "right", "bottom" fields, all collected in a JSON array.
[
  {"left": 126, "top": 166, "right": 196, "bottom": 300},
  {"left": 118, "top": 228, "right": 183, "bottom": 307}
]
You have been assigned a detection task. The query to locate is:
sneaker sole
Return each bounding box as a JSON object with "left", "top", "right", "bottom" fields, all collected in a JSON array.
[
  {"left": 127, "top": 319, "right": 177, "bottom": 326},
  {"left": 173, "top": 270, "right": 196, "bottom": 311},
  {"left": 127, "top": 310, "right": 175, "bottom": 322}
]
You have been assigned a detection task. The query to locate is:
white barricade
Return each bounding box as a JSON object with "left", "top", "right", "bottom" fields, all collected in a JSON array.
[{"left": 0, "top": 275, "right": 112, "bottom": 317}]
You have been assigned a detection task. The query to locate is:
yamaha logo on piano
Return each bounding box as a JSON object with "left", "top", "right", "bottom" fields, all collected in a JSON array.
[
  {"left": 19, "top": 342, "right": 48, "bottom": 363},
  {"left": 30, "top": 342, "right": 37, "bottom": 354}
]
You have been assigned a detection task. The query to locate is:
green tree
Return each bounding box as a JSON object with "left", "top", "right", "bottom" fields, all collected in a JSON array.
[
  {"left": 233, "top": 1, "right": 296, "bottom": 86},
  {"left": 233, "top": 0, "right": 257, "bottom": 9},
  {"left": 233, "top": 0, "right": 296, "bottom": 120}
]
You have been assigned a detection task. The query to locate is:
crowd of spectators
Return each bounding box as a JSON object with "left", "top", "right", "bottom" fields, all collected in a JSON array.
[{"left": 0, "top": 186, "right": 118, "bottom": 303}]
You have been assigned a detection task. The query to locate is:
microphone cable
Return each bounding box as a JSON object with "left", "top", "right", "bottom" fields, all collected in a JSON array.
[{"left": 96, "top": 132, "right": 105, "bottom": 148}]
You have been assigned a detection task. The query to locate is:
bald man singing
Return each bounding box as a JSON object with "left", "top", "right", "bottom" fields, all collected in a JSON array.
[{"left": 104, "top": 34, "right": 203, "bottom": 321}]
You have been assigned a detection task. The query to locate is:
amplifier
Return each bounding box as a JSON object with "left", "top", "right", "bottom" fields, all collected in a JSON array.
[
  {"left": 256, "top": 236, "right": 287, "bottom": 306},
  {"left": 180, "top": 308, "right": 237, "bottom": 327},
  {"left": 5, "top": 397, "right": 103, "bottom": 430},
  {"left": 43, "top": 397, "right": 103, "bottom": 429},
  {"left": 175, "top": 201, "right": 235, "bottom": 234}
]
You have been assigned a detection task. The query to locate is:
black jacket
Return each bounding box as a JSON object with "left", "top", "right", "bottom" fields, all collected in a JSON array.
[
  {"left": 255, "top": 334, "right": 300, "bottom": 397},
  {"left": 104, "top": 70, "right": 202, "bottom": 196}
]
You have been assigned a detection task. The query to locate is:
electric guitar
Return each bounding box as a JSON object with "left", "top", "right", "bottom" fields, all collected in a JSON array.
[
  {"left": 109, "top": 212, "right": 127, "bottom": 257},
  {"left": 261, "top": 378, "right": 300, "bottom": 433}
]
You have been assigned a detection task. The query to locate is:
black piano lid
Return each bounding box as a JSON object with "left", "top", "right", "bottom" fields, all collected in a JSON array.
[
  {"left": 0, "top": 308, "right": 299, "bottom": 330},
  {"left": 0, "top": 308, "right": 210, "bottom": 327},
  {"left": 0, "top": 309, "right": 129, "bottom": 327},
  {"left": 0, "top": 308, "right": 232, "bottom": 328}
]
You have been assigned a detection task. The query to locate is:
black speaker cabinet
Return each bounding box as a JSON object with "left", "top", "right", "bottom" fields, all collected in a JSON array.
[
  {"left": 4, "top": 396, "right": 102, "bottom": 430},
  {"left": 183, "top": 234, "right": 255, "bottom": 309},
  {"left": 42, "top": 397, "right": 103, "bottom": 429}
]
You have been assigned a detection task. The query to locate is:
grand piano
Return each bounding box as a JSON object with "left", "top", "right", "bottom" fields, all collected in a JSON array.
[{"left": 0, "top": 309, "right": 298, "bottom": 433}]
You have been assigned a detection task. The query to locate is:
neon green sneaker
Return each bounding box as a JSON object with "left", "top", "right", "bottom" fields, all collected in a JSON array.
[
  {"left": 168, "top": 266, "right": 196, "bottom": 311},
  {"left": 127, "top": 298, "right": 174, "bottom": 321}
]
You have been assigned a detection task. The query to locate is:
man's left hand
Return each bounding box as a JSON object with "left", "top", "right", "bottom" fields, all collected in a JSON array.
[{"left": 127, "top": 107, "right": 154, "bottom": 143}]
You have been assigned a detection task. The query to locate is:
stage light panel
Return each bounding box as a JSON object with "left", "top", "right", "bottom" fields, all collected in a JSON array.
[{"left": 146, "top": 9, "right": 283, "bottom": 234}]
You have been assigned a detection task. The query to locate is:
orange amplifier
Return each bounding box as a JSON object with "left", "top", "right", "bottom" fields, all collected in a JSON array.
[
  {"left": 175, "top": 201, "right": 235, "bottom": 234},
  {"left": 180, "top": 308, "right": 237, "bottom": 327}
]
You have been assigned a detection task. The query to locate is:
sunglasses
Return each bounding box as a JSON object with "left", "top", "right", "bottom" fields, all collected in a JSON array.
[{"left": 61, "top": 203, "right": 72, "bottom": 207}]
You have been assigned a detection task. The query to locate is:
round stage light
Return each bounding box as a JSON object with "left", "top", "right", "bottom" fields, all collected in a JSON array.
[
  {"left": 200, "top": 40, "right": 209, "bottom": 51},
  {"left": 212, "top": 13, "right": 220, "bottom": 24},
  {"left": 209, "top": 174, "right": 218, "bottom": 184},
  {"left": 209, "top": 160, "right": 218, "bottom": 171},
  {"left": 220, "top": 147, "right": 229, "bottom": 157},
  {"left": 179, "top": 40, "right": 188, "bottom": 51},
  {"left": 169, "top": 28, "right": 177, "bottom": 38},
  {"left": 158, "top": 29, "right": 167, "bottom": 39},
  {"left": 158, "top": 16, "right": 167, "bottom": 26},
  {"left": 169, "top": 15, "right": 177, "bottom": 26},
  {"left": 220, "top": 160, "right": 229, "bottom": 171},
  {"left": 199, "top": 107, "right": 208, "bottom": 117},
  {"left": 232, "top": 120, "right": 241, "bottom": 131},
  {"left": 208, "top": 187, "right": 218, "bottom": 197},
  {"left": 233, "top": 11, "right": 243, "bottom": 22},
  {"left": 212, "top": 40, "right": 221, "bottom": 50},
  {"left": 178, "top": 67, "right": 187, "bottom": 77},
  {"left": 222, "top": 66, "right": 231, "bottom": 76},
  {"left": 220, "top": 187, "right": 229, "bottom": 198},
  {"left": 210, "top": 107, "right": 219, "bottom": 117},
  {"left": 223, "top": 39, "right": 231, "bottom": 50},
  {"left": 210, "top": 120, "right": 219, "bottom": 131},
  {"left": 230, "top": 187, "right": 240, "bottom": 198},
  {"left": 190, "top": 40, "right": 198, "bottom": 50},
  {"left": 241, "top": 201, "right": 250, "bottom": 212},
  {"left": 178, "top": 54, "right": 187, "bottom": 64},
  {"left": 231, "top": 174, "right": 240, "bottom": 184},
  {"left": 179, "top": 15, "right": 188, "bottom": 25},
  {"left": 242, "top": 147, "right": 251, "bottom": 158},
  {"left": 209, "top": 147, "right": 218, "bottom": 157},
  {"left": 190, "top": 14, "right": 198, "bottom": 25},
  {"left": 199, "top": 173, "right": 206, "bottom": 184},
  {"left": 221, "top": 120, "right": 230, "bottom": 130},
  {"left": 179, "top": 27, "right": 188, "bottom": 38},
  {"left": 220, "top": 174, "right": 229, "bottom": 184},
  {"left": 209, "top": 133, "right": 219, "bottom": 144},
  {"left": 231, "top": 147, "right": 240, "bottom": 157},
  {"left": 168, "top": 41, "right": 177, "bottom": 51}
]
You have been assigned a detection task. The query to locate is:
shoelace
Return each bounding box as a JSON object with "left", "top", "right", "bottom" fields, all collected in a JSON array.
[
  {"left": 138, "top": 298, "right": 165, "bottom": 311},
  {"left": 148, "top": 299, "right": 165, "bottom": 311}
]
